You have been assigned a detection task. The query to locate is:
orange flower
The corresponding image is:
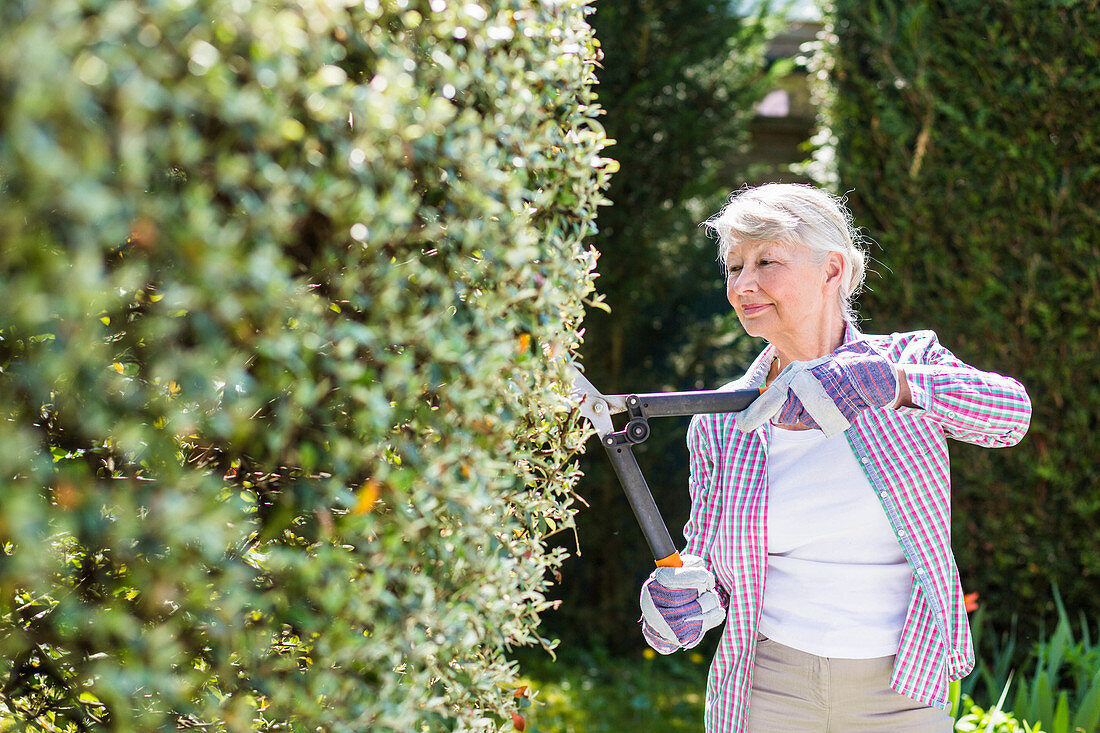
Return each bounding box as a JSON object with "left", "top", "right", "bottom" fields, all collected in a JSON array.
[
  {"left": 964, "top": 592, "right": 979, "bottom": 613},
  {"left": 354, "top": 479, "right": 382, "bottom": 514}
]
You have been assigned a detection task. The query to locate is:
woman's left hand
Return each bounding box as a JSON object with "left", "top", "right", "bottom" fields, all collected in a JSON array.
[
  {"left": 639, "top": 554, "right": 727, "bottom": 654},
  {"left": 774, "top": 341, "right": 898, "bottom": 430}
]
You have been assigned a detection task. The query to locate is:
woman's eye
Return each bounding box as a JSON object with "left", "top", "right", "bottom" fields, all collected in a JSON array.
[
  {"left": 758, "top": 259, "right": 773, "bottom": 266},
  {"left": 727, "top": 265, "right": 742, "bottom": 273}
]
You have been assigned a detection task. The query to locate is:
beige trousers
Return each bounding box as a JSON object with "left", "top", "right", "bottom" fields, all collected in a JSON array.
[{"left": 746, "top": 635, "right": 954, "bottom": 732}]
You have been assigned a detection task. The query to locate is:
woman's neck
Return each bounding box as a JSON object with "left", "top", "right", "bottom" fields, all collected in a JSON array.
[{"left": 768, "top": 319, "right": 847, "bottom": 380}]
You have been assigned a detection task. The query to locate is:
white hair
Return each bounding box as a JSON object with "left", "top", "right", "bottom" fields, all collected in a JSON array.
[{"left": 704, "top": 183, "right": 868, "bottom": 323}]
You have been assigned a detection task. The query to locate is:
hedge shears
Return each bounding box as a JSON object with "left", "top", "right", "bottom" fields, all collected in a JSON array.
[{"left": 568, "top": 365, "right": 762, "bottom": 568}]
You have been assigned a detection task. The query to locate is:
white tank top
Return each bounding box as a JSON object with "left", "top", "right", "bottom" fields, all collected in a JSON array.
[{"left": 759, "top": 425, "right": 914, "bottom": 659}]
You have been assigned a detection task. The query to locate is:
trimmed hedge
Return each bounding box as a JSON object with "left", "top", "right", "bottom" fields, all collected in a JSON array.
[
  {"left": 818, "top": 0, "right": 1099, "bottom": 633},
  {"left": 0, "top": 0, "right": 609, "bottom": 730}
]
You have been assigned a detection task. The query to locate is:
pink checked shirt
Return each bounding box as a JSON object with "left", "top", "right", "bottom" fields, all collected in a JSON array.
[{"left": 683, "top": 328, "right": 1031, "bottom": 731}]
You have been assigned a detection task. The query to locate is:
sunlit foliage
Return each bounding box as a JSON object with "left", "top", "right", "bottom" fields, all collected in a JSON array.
[{"left": 0, "top": 0, "right": 610, "bottom": 729}]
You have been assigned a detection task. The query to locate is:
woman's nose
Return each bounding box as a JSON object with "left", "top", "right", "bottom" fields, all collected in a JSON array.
[
  {"left": 727, "top": 267, "right": 754, "bottom": 306},
  {"left": 729, "top": 267, "right": 755, "bottom": 295}
]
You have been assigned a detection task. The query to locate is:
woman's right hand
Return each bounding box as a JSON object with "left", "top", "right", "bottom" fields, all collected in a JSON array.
[
  {"left": 737, "top": 341, "right": 898, "bottom": 437},
  {"left": 775, "top": 341, "right": 898, "bottom": 429},
  {"left": 639, "top": 554, "right": 727, "bottom": 654}
]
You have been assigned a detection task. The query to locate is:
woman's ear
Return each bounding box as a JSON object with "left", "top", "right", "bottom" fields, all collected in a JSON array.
[{"left": 823, "top": 251, "right": 845, "bottom": 293}]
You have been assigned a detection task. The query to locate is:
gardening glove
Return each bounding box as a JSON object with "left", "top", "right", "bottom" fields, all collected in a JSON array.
[
  {"left": 639, "top": 554, "right": 727, "bottom": 655},
  {"left": 737, "top": 341, "right": 898, "bottom": 438}
]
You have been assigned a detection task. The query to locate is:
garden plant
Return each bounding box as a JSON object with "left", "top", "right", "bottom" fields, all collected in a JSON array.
[{"left": 0, "top": 0, "right": 611, "bottom": 729}]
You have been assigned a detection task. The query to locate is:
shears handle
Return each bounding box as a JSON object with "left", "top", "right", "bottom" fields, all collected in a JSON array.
[{"left": 600, "top": 433, "right": 683, "bottom": 567}]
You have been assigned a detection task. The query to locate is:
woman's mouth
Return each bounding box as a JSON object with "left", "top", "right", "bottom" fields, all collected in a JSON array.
[{"left": 741, "top": 303, "right": 772, "bottom": 316}]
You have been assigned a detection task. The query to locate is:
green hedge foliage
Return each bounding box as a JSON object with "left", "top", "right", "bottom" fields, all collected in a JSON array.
[
  {"left": 819, "top": 0, "right": 1099, "bottom": 633},
  {"left": 0, "top": 0, "right": 609, "bottom": 730}
]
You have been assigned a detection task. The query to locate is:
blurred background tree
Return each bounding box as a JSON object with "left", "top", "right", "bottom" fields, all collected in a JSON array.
[{"left": 547, "top": 0, "right": 790, "bottom": 649}]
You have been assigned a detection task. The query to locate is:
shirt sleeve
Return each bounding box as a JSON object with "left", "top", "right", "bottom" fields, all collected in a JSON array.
[
  {"left": 894, "top": 330, "right": 1032, "bottom": 448},
  {"left": 682, "top": 414, "right": 721, "bottom": 559}
]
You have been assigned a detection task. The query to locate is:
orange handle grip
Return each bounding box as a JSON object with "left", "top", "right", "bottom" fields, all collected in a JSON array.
[{"left": 655, "top": 551, "right": 683, "bottom": 568}]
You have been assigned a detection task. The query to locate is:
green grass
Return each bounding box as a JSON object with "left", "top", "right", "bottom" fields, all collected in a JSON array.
[{"left": 513, "top": 645, "right": 712, "bottom": 733}]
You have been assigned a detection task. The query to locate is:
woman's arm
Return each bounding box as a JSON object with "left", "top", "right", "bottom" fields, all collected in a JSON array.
[
  {"left": 892, "top": 330, "right": 1032, "bottom": 448},
  {"left": 892, "top": 367, "right": 915, "bottom": 409}
]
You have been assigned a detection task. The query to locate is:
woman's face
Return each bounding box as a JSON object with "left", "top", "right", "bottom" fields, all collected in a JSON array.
[{"left": 724, "top": 239, "right": 842, "bottom": 350}]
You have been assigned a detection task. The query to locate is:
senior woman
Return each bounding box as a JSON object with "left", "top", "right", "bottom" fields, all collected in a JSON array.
[{"left": 637, "top": 184, "right": 1031, "bottom": 732}]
